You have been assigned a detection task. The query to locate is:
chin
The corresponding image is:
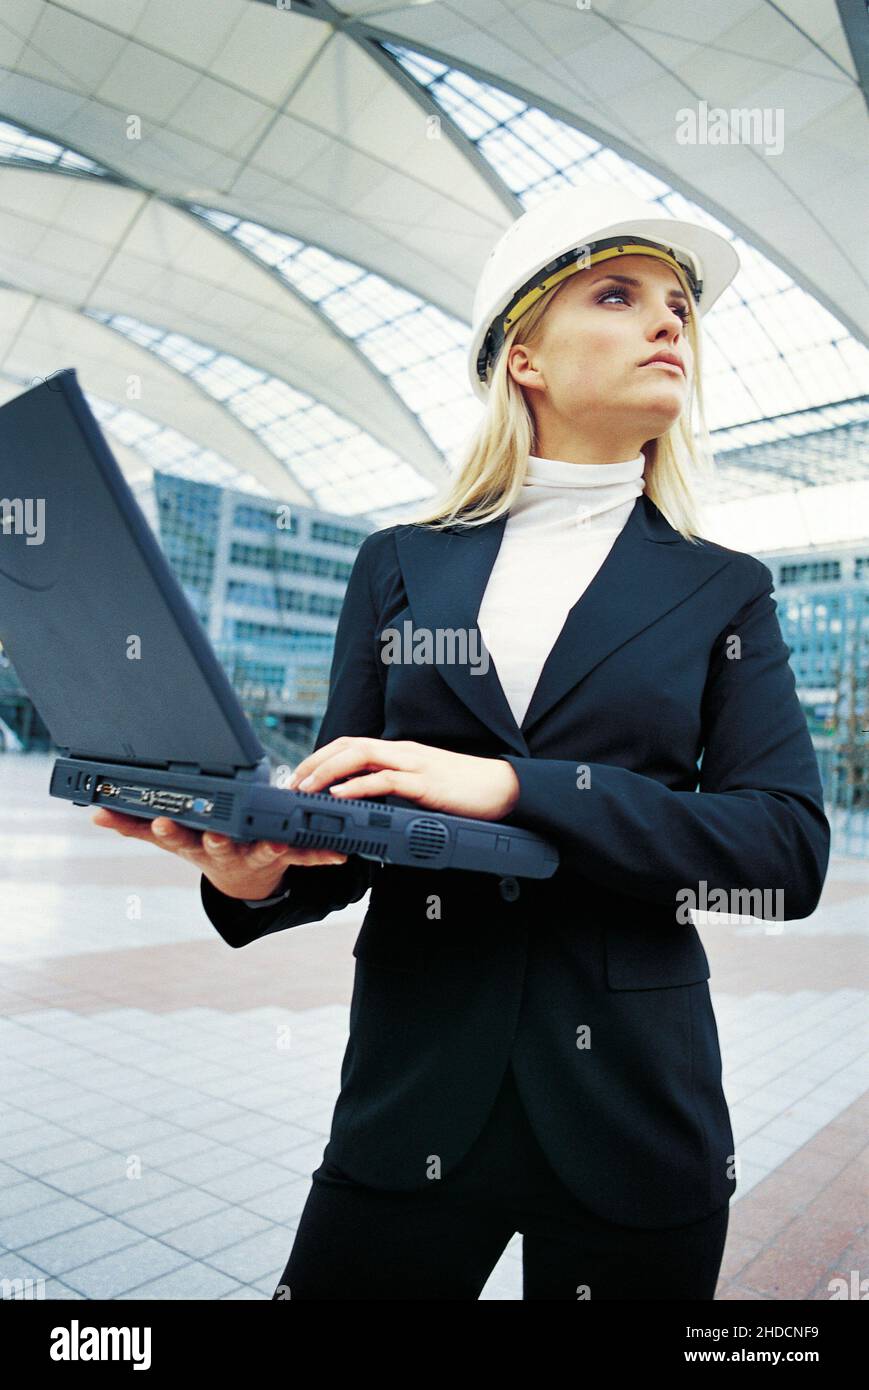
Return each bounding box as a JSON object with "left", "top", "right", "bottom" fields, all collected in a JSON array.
[
  {"left": 634, "top": 402, "right": 685, "bottom": 433},
  {"left": 637, "top": 382, "right": 686, "bottom": 411}
]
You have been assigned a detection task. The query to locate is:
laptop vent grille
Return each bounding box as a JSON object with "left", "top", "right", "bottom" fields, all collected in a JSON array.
[
  {"left": 407, "top": 818, "right": 449, "bottom": 860},
  {"left": 211, "top": 793, "right": 234, "bottom": 822},
  {"left": 295, "top": 832, "right": 382, "bottom": 855}
]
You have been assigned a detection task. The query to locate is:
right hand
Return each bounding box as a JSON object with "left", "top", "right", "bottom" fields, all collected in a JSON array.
[{"left": 90, "top": 808, "right": 347, "bottom": 901}]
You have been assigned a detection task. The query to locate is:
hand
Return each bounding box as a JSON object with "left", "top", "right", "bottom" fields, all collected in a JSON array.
[
  {"left": 287, "top": 737, "right": 521, "bottom": 821},
  {"left": 90, "top": 809, "right": 347, "bottom": 900}
]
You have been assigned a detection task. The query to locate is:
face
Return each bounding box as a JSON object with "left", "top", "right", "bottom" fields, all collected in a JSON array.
[{"left": 506, "top": 254, "right": 695, "bottom": 463}]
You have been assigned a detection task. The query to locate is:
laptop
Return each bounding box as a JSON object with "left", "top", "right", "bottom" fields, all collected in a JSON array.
[{"left": 0, "top": 371, "right": 558, "bottom": 879}]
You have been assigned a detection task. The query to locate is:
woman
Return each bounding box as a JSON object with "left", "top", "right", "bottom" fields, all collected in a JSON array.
[{"left": 93, "top": 182, "right": 831, "bottom": 1300}]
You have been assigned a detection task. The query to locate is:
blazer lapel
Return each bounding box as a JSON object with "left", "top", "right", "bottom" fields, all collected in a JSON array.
[{"left": 394, "top": 492, "right": 732, "bottom": 756}]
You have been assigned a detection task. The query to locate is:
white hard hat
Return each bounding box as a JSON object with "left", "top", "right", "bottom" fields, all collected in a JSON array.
[{"left": 468, "top": 179, "right": 740, "bottom": 402}]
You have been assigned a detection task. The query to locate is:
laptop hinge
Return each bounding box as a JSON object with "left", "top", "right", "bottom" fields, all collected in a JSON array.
[
  {"left": 167, "top": 760, "right": 240, "bottom": 778},
  {"left": 57, "top": 753, "right": 270, "bottom": 782},
  {"left": 168, "top": 758, "right": 271, "bottom": 782}
]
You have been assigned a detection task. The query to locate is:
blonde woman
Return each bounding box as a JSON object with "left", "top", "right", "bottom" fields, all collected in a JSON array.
[{"left": 95, "top": 181, "right": 830, "bottom": 1300}]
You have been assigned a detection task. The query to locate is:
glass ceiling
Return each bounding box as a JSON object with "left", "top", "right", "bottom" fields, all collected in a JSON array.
[
  {"left": 84, "top": 309, "right": 429, "bottom": 516},
  {"left": 87, "top": 397, "right": 271, "bottom": 496},
  {"left": 704, "top": 405, "right": 869, "bottom": 499},
  {"left": 191, "top": 204, "right": 477, "bottom": 482},
  {"left": 383, "top": 43, "right": 869, "bottom": 446},
  {"left": 0, "top": 366, "right": 271, "bottom": 495},
  {"left": 2, "top": 37, "right": 868, "bottom": 526},
  {"left": 0, "top": 119, "right": 113, "bottom": 178}
]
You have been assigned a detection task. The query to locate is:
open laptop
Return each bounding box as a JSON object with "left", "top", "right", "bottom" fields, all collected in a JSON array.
[{"left": 0, "top": 372, "right": 558, "bottom": 879}]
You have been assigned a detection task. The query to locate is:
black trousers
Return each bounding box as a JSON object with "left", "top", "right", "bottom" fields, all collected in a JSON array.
[{"left": 272, "top": 1062, "right": 730, "bottom": 1300}]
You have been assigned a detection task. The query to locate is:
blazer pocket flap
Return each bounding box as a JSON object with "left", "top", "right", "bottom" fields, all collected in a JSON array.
[
  {"left": 352, "top": 905, "right": 426, "bottom": 971},
  {"left": 605, "top": 920, "right": 711, "bottom": 990}
]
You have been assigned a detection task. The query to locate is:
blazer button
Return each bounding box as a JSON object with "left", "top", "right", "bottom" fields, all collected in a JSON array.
[{"left": 498, "top": 876, "right": 520, "bottom": 902}]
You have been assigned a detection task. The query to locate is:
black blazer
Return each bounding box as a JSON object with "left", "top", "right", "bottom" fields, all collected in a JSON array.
[{"left": 200, "top": 492, "right": 831, "bottom": 1229}]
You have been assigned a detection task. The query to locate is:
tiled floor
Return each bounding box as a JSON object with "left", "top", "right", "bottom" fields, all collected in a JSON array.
[{"left": 1, "top": 753, "right": 866, "bottom": 1300}]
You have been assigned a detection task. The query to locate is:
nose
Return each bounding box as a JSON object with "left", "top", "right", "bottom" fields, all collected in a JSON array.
[{"left": 649, "top": 300, "right": 685, "bottom": 343}]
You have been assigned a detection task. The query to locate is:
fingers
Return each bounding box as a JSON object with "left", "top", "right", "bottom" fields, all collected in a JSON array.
[
  {"left": 287, "top": 738, "right": 422, "bottom": 794},
  {"left": 328, "top": 769, "right": 416, "bottom": 800},
  {"left": 287, "top": 735, "right": 383, "bottom": 789},
  {"left": 289, "top": 739, "right": 413, "bottom": 795},
  {"left": 91, "top": 808, "right": 144, "bottom": 832},
  {"left": 253, "top": 842, "right": 348, "bottom": 865},
  {"left": 202, "top": 834, "right": 346, "bottom": 868},
  {"left": 286, "top": 735, "right": 354, "bottom": 787},
  {"left": 151, "top": 818, "right": 208, "bottom": 853},
  {"left": 92, "top": 810, "right": 227, "bottom": 858},
  {"left": 91, "top": 809, "right": 347, "bottom": 867},
  {"left": 91, "top": 808, "right": 177, "bottom": 844},
  {"left": 200, "top": 829, "right": 238, "bottom": 858},
  {"left": 243, "top": 838, "right": 292, "bottom": 870}
]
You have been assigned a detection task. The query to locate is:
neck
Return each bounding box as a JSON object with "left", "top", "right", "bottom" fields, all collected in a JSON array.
[{"left": 532, "top": 431, "right": 649, "bottom": 466}]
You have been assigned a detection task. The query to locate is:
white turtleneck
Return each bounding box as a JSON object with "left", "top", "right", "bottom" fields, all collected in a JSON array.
[
  {"left": 476, "top": 452, "right": 646, "bottom": 728},
  {"left": 243, "top": 450, "right": 645, "bottom": 908}
]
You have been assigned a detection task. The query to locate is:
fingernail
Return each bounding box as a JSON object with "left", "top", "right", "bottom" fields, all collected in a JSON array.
[
  {"left": 299, "top": 775, "right": 314, "bottom": 789},
  {"left": 153, "top": 822, "right": 168, "bottom": 836}
]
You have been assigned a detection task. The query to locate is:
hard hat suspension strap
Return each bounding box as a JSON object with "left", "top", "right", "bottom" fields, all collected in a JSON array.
[{"left": 476, "top": 235, "right": 701, "bottom": 386}]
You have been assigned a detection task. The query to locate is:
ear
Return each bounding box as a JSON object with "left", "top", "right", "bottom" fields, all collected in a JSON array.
[{"left": 507, "top": 342, "right": 545, "bottom": 394}]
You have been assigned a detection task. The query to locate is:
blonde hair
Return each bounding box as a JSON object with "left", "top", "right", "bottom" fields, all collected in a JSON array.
[{"left": 404, "top": 262, "right": 714, "bottom": 544}]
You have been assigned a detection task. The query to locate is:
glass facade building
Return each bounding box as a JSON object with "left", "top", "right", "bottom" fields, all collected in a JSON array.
[
  {"left": 757, "top": 541, "right": 869, "bottom": 855},
  {"left": 151, "top": 473, "right": 375, "bottom": 758}
]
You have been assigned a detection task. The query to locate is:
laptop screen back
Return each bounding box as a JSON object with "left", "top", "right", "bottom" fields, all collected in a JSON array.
[{"left": 0, "top": 371, "right": 266, "bottom": 774}]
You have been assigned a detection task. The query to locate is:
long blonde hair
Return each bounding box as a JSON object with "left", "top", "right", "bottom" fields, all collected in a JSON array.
[{"left": 404, "top": 263, "right": 714, "bottom": 543}]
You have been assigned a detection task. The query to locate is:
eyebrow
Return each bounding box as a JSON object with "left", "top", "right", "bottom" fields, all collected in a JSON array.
[{"left": 589, "top": 272, "right": 689, "bottom": 304}]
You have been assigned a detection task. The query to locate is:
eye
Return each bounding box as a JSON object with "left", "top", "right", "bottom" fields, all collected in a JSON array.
[
  {"left": 597, "top": 288, "right": 631, "bottom": 307},
  {"left": 596, "top": 287, "right": 691, "bottom": 323}
]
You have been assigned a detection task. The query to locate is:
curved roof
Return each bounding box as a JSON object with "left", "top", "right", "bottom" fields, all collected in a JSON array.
[{"left": 0, "top": 0, "right": 866, "bottom": 521}]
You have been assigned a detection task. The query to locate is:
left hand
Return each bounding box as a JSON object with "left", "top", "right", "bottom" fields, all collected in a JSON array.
[{"left": 286, "top": 737, "right": 521, "bottom": 822}]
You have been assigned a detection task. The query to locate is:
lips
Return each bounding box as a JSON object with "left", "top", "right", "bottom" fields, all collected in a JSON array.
[{"left": 640, "top": 354, "right": 684, "bottom": 374}]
